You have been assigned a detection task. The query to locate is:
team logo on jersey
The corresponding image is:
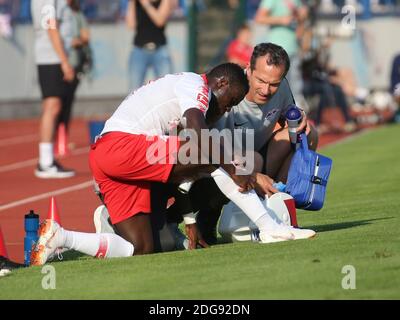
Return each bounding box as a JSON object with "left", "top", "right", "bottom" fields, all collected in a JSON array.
[
  {"left": 196, "top": 85, "right": 209, "bottom": 113},
  {"left": 265, "top": 109, "right": 279, "bottom": 120},
  {"left": 234, "top": 121, "right": 247, "bottom": 128}
]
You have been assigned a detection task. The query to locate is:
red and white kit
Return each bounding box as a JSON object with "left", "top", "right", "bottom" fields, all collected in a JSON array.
[{"left": 89, "top": 73, "right": 211, "bottom": 224}]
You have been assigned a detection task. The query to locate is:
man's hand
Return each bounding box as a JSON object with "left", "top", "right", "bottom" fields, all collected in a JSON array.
[
  {"left": 296, "top": 110, "right": 308, "bottom": 134},
  {"left": 254, "top": 173, "right": 278, "bottom": 198},
  {"left": 185, "top": 223, "right": 209, "bottom": 249},
  {"left": 230, "top": 173, "right": 257, "bottom": 193},
  {"left": 61, "top": 61, "right": 75, "bottom": 82}
]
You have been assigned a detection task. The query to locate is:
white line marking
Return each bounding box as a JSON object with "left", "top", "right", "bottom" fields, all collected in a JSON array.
[
  {"left": 0, "top": 159, "right": 38, "bottom": 173},
  {"left": 0, "top": 180, "right": 94, "bottom": 212},
  {"left": 0, "top": 146, "right": 90, "bottom": 173},
  {"left": 0, "top": 134, "right": 38, "bottom": 147}
]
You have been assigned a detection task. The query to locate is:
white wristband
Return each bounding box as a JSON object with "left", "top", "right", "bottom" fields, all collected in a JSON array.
[{"left": 183, "top": 212, "right": 197, "bottom": 225}]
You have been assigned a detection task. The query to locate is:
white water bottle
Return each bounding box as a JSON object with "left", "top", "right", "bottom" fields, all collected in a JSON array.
[{"left": 285, "top": 105, "right": 302, "bottom": 148}]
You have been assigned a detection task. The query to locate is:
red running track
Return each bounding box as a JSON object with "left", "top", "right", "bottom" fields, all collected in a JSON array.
[{"left": 0, "top": 118, "right": 351, "bottom": 263}]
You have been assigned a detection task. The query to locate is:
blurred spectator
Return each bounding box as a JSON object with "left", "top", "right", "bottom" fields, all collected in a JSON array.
[
  {"left": 57, "top": 0, "right": 92, "bottom": 138},
  {"left": 301, "top": 46, "right": 357, "bottom": 133},
  {"left": 126, "top": 0, "right": 177, "bottom": 90},
  {"left": 0, "top": 0, "right": 12, "bottom": 38},
  {"left": 390, "top": 53, "right": 400, "bottom": 105},
  {"left": 81, "top": 0, "right": 98, "bottom": 20},
  {"left": 317, "top": 36, "right": 369, "bottom": 103},
  {"left": 254, "top": 0, "right": 309, "bottom": 109},
  {"left": 18, "top": 0, "right": 32, "bottom": 22},
  {"left": 226, "top": 23, "right": 253, "bottom": 68},
  {"left": 31, "top": 0, "right": 75, "bottom": 178}
]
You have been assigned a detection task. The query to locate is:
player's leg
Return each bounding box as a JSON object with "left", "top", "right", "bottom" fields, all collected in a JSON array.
[
  {"left": 113, "top": 213, "right": 154, "bottom": 255},
  {"left": 150, "top": 182, "right": 176, "bottom": 252},
  {"left": 188, "top": 178, "right": 229, "bottom": 245},
  {"left": 30, "top": 218, "right": 135, "bottom": 266},
  {"left": 166, "top": 136, "right": 316, "bottom": 243},
  {"left": 89, "top": 133, "right": 178, "bottom": 253},
  {"left": 186, "top": 151, "right": 264, "bottom": 244},
  {"left": 31, "top": 177, "right": 149, "bottom": 265},
  {"left": 93, "top": 183, "right": 178, "bottom": 252}
]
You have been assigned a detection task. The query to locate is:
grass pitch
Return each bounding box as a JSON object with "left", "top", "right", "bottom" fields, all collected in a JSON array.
[{"left": 1, "top": 124, "right": 399, "bottom": 299}]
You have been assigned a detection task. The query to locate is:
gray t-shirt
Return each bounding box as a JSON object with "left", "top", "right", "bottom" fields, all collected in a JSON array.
[
  {"left": 66, "top": 12, "right": 89, "bottom": 68},
  {"left": 212, "top": 78, "right": 295, "bottom": 152},
  {"left": 31, "top": 0, "right": 72, "bottom": 65}
]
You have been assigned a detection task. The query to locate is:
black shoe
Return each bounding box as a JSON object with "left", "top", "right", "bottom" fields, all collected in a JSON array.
[
  {"left": 0, "top": 256, "right": 25, "bottom": 276},
  {"left": 34, "top": 160, "right": 75, "bottom": 179}
]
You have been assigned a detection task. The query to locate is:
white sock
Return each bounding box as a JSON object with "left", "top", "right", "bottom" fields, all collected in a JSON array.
[
  {"left": 39, "top": 143, "right": 54, "bottom": 168},
  {"left": 211, "top": 168, "right": 285, "bottom": 234},
  {"left": 61, "top": 229, "right": 134, "bottom": 258}
]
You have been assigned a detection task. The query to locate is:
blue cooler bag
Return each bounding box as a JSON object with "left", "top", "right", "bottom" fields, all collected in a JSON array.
[{"left": 285, "top": 133, "right": 333, "bottom": 211}]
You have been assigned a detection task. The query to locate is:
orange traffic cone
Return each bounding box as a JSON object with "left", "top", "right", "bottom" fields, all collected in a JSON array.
[
  {"left": 0, "top": 226, "right": 9, "bottom": 258},
  {"left": 55, "top": 123, "right": 68, "bottom": 156},
  {"left": 47, "top": 197, "right": 62, "bottom": 225}
]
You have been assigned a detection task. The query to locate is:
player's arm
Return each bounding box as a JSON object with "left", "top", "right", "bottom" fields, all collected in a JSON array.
[
  {"left": 46, "top": 18, "right": 74, "bottom": 82},
  {"left": 126, "top": 0, "right": 136, "bottom": 30},
  {"left": 72, "top": 16, "right": 90, "bottom": 47},
  {"left": 139, "top": 0, "right": 177, "bottom": 28}
]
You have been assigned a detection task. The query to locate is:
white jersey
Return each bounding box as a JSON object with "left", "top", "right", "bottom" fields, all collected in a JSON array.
[{"left": 102, "top": 73, "right": 211, "bottom": 136}]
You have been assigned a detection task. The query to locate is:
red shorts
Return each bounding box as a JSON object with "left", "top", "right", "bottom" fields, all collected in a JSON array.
[{"left": 89, "top": 132, "right": 179, "bottom": 224}]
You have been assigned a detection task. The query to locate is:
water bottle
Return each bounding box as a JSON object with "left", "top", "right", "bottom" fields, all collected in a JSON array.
[
  {"left": 285, "top": 105, "right": 302, "bottom": 149},
  {"left": 24, "top": 210, "right": 39, "bottom": 266}
]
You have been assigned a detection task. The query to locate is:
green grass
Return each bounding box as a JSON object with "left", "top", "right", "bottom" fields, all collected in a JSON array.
[{"left": 1, "top": 125, "right": 400, "bottom": 299}]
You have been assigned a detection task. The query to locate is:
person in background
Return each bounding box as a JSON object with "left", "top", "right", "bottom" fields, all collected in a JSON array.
[
  {"left": 0, "top": 0, "right": 12, "bottom": 39},
  {"left": 301, "top": 35, "right": 358, "bottom": 133},
  {"left": 226, "top": 24, "right": 254, "bottom": 68},
  {"left": 56, "top": 0, "right": 91, "bottom": 140},
  {"left": 390, "top": 53, "right": 400, "bottom": 122},
  {"left": 254, "top": 0, "right": 308, "bottom": 109},
  {"left": 31, "top": 0, "right": 75, "bottom": 178},
  {"left": 125, "top": 0, "right": 177, "bottom": 90},
  {"left": 390, "top": 53, "right": 400, "bottom": 106}
]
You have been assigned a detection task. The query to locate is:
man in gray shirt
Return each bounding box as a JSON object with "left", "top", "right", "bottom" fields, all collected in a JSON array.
[
  {"left": 168, "top": 42, "right": 318, "bottom": 245},
  {"left": 31, "top": 0, "right": 75, "bottom": 178}
]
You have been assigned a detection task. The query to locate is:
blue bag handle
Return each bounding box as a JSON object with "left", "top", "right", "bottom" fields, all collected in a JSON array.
[{"left": 300, "top": 133, "right": 309, "bottom": 151}]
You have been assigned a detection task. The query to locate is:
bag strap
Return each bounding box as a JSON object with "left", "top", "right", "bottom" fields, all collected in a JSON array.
[
  {"left": 311, "top": 175, "right": 328, "bottom": 186},
  {"left": 298, "top": 173, "right": 328, "bottom": 186},
  {"left": 300, "top": 133, "right": 309, "bottom": 151}
]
